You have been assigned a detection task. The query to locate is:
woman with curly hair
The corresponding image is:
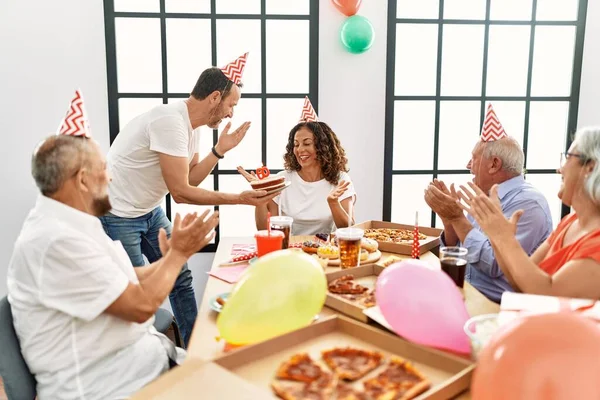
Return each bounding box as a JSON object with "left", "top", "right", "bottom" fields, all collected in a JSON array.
[{"left": 239, "top": 98, "right": 356, "bottom": 235}]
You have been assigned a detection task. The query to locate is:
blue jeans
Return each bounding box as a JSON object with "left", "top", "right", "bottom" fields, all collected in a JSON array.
[{"left": 100, "top": 207, "right": 197, "bottom": 347}]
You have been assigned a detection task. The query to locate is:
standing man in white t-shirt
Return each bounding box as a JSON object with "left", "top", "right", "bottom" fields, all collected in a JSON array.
[{"left": 100, "top": 53, "right": 276, "bottom": 346}]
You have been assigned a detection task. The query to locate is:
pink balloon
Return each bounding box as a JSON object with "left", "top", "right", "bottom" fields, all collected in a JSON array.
[{"left": 376, "top": 261, "right": 471, "bottom": 354}]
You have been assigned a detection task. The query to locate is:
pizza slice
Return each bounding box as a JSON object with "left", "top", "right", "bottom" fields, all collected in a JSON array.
[
  {"left": 321, "top": 347, "right": 383, "bottom": 381},
  {"left": 328, "top": 275, "right": 369, "bottom": 295},
  {"left": 363, "top": 356, "right": 430, "bottom": 400},
  {"left": 272, "top": 371, "right": 337, "bottom": 400},
  {"left": 275, "top": 353, "right": 325, "bottom": 383},
  {"left": 360, "top": 290, "right": 376, "bottom": 308},
  {"left": 335, "top": 382, "right": 369, "bottom": 400}
]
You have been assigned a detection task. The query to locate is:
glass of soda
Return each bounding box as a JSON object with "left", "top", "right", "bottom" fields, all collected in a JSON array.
[
  {"left": 336, "top": 228, "right": 364, "bottom": 269},
  {"left": 255, "top": 230, "right": 284, "bottom": 257},
  {"left": 440, "top": 246, "right": 468, "bottom": 287},
  {"left": 270, "top": 216, "right": 293, "bottom": 249}
]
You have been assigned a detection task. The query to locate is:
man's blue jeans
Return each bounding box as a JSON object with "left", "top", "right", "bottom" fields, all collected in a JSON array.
[{"left": 100, "top": 207, "right": 197, "bottom": 347}]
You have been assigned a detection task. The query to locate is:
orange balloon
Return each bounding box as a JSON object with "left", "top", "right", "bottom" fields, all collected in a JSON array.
[
  {"left": 472, "top": 313, "right": 600, "bottom": 400},
  {"left": 331, "top": 0, "right": 362, "bottom": 17}
]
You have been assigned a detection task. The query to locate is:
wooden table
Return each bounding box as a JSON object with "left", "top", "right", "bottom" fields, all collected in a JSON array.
[{"left": 188, "top": 236, "right": 500, "bottom": 399}]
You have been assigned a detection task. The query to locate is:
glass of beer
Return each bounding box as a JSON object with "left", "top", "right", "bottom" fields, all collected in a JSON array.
[
  {"left": 440, "top": 247, "right": 468, "bottom": 288},
  {"left": 255, "top": 230, "right": 284, "bottom": 257},
  {"left": 336, "top": 228, "right": 364, "bottom": 269},
  {"left": 270, "top": 216, "right": 293, "bottom": 249}
]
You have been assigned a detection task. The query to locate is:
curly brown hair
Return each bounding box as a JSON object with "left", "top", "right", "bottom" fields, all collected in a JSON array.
[{"left": 283, "top": 121, "right": 349, "bottom": 185}]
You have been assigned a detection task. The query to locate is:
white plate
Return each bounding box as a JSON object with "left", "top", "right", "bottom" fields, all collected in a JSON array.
[{"left": 263, "top": 180, "right": 291, "bottom": 195}]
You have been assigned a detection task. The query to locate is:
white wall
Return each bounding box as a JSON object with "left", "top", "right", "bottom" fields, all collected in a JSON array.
[
  {"left": 319, "top": 1, "right": 388, "bottom": 224},
  {"left": 577, "top": 0, "right": 600, "bottom": 128},
  {"left": 0, "top": 0, "right": 110, "bottom": 297}
]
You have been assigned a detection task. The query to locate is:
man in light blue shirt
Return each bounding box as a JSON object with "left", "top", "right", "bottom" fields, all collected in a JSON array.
[{"left": 424, "top": 136, "right": 553, "bottom": 303}]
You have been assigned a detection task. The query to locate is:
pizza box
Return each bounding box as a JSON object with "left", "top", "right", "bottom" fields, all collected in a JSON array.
[
  {"left": 325, "top": 264, "right": 385, "bottom": 323},
  {"left": 130, "top": 359, "right": 269, "bottom": 399},
  {"left": 205, "top": 315, "right": 473, "bottom": 399},
  {"left": 353, "top": 220, "right": 442, "bottom": 256}
]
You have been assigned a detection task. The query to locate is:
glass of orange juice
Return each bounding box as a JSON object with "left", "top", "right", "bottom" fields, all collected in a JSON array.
[{"left": 255, "top": 230, "right": 284, "bottom": 257}]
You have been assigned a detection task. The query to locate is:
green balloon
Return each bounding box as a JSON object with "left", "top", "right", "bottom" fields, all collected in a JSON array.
[{"left": 340, "top": 15, "right": 374, "bottom": 54}]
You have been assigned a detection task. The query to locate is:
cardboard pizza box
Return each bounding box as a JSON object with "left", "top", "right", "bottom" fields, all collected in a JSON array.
[
  {"left": 325, "top": 264, "right": 385, "bottom": 323},
  {"left": 130, "top": 359, "right": 271, "bottom": 399},
  {"left": 210, "top": 315, "right": 474, "bottom": 400},
  {"left": 353, "top": 220, "right": 442, "bottom": 256}
]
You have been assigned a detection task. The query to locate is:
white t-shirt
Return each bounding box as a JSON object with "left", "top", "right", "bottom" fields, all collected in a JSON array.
[
  {"left": 7, "top": 195, "right": 171, "bottom": 400},
  {"left": 273, "top": 170, "right": 356, "bottom": 235},
  {"left": 107, "top": 101, "right": 200, "bottom": 218}
]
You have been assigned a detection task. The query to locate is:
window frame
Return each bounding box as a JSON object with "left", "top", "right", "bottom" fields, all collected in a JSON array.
[
  {"left": 383, "top": 0, "right": 589, "bottom": 227},
  {"left": 103, "top": 0, "right": 320, "bottom": 251}
]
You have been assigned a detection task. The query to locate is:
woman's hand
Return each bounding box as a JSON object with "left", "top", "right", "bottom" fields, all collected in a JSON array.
[
  {"left": 327, "top": 180, "right": 351, "bottom": 204},
  {"left": 456, "top": 182, "right": 524, "bottom": 242},
  {"left": 236, "top": 166, "right": 258, "bottom": 182}
]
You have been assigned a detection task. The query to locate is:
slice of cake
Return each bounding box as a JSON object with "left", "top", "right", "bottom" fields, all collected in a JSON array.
[{"left": 250, "top": 175, "right": 286, "bottom": 191}]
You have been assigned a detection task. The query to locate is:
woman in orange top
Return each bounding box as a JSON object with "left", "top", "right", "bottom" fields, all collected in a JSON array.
[{"left": 457, "top": 127, "right": 600, "bottom": 299}]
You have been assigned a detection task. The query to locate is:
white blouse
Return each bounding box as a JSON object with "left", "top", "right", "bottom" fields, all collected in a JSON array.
[{"left": 273, "top": 170, "right": 356, "bottom": 235}]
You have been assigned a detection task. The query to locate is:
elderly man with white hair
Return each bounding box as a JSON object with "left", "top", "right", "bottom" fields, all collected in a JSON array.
[{"left": 424, "top": 105, "right": 553, "bottom": 302}]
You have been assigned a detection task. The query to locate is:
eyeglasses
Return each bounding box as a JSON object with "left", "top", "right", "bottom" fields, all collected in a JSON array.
[{"left": 560, "top": 152, "right": 587, "bottom": 167}]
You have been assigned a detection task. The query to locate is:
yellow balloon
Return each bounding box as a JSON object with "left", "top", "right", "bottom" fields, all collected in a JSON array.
[{"left": 217, "top": 250, "right": 327, "bottom": 345}]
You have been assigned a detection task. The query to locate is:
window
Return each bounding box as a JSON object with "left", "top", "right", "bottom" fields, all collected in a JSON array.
[
  {"left": 104, "top": 0, "right": 319, "bottom": 251},
  {"left": 384, "top": 0, "right": 588, "bottom": 227}
]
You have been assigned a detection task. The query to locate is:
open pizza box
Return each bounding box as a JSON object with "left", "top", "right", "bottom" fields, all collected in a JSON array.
[
  {"left": 130, "top": 359, "right": 269, "bottom": 399},
  {"left": 205, "top": 315, "right": 473, "bottom": 399},
  {"left": 353, "top": 220, "right": 442, "bottom": 256},
  {"left": 325, "top": 264, "right": 384, "bottom": 323}
]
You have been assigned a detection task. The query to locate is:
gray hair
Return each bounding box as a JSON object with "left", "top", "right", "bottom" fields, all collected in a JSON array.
[
  {"left": 572, "top": 127, "right": 600, "bottom": 206},
  {"left": 481, "top": 136, "right": 524, "bottom": 176},
  {"left": 31, "top": 135, "right": 92, "bottom": 196}
]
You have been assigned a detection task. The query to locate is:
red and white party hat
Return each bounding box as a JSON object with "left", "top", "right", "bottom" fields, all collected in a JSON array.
[
  {"left": 299, "top": 96, "right": 318, "bottom": 123},
  {"left": 411, "top": 211, "right": 420, "bottom": 259},
  {"left": 220, "top": 52, "right": 248, "bottom": 85},
  {"left": 57, "top": 89, "right": 92, "bottom": 138},
  {"left": 480, "top": 103, "right": 507, "bottom": 142}
]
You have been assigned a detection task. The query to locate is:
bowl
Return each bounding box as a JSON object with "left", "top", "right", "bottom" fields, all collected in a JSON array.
[{"left": 464, "top": 313, "right": 500, "bottom": 359}]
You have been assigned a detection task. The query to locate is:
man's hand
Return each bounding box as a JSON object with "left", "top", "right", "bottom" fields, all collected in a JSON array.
[
  {"left": 239, "top": 190, "right": 279, "bottom": 206},
  {"left": 424, "top": 179, "right": 464, "bottom": 221},
  {"left": 214, "top": 121, "right": 251, "bottom": 155},
  {"left": 169, "top": 210, "right": 219, "bottom": 258},
  {"left": 157, "top": 212, "right": 200, "bottom": 256},
  {"left": 237, "top": 166, "right": 258, "bottom": 183},
  {"left": 327, "top": 180, "right": 350, "bottom": 204}
]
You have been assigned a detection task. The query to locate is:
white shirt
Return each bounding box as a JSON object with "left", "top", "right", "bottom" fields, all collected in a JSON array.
[
  {"left": 107, "top": 101, "right": 200, "bottom": 218},
  {"left": 7, "top": 195, "right": 170, "bottom": 400},
  {"left": 273, "top": 170, "right": 356, "bottom": 235}
]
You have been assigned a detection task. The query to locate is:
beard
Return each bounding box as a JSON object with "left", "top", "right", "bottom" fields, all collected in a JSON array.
[
  {"left": 207, "top": 104, "right": 226, "bottom": 129},
  {"left": 92, "top": 195, "right": 112, "bottom": 217}
]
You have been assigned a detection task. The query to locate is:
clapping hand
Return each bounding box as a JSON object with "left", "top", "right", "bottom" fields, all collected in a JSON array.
[
  {"left": 424, "top": 179, "right": 464, "bottom": 221},
  {"left": 327, "top": 180, "right": 351, "bottom": 204},
  {"left": 165, "top": 210, "right": 220, "bottom": 258},
  {"left": 456, "top": 182, "right": 523, "bottom": 241},
  {"left": 236, "top": 166, "right": 258, "bottom": 182}
]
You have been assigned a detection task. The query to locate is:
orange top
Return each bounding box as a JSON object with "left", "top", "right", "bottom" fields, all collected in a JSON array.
[{"left": 539, "top": 213, "right": 600, "bottom": 275}]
